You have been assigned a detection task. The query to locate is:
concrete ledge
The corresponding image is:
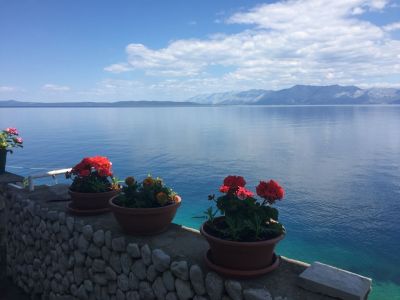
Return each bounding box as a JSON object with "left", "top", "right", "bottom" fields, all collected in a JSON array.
[
  {"left": 298, "top": 262, "right": 372, "bottom": 300},
  {"left": 0, "top": 172, "right": 24, "bottom": 185}
]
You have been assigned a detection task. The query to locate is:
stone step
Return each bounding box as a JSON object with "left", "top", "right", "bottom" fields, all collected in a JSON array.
[{"left": 298, "top": 262, "right": 372, "bottom": 300}]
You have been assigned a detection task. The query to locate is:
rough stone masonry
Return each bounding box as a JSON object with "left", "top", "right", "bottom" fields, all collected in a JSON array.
[{"left": 0, "top": 175, "right": 348, "bottom": 300}]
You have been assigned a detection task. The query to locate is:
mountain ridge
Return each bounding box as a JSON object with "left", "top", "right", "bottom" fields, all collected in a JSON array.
[
  {"left": 187, "top": 85, "right": 400, "bottom": 105},
  {"left": 1, "top": 85, "right": 400, "bottom": 106},
  {"left": 0, "top": 100, "right": 202, "bottom": 107}
]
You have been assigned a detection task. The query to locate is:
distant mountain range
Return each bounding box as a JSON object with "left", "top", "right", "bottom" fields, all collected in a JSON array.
[
  {"left": 1, "top": 85, "right": 400, "bottom": 107},
  {"left": 187, "top": 85, "right": 400, "bottom": 105},
  {"left": 0, "top": 100, "right": 201, "bottom": 107}
]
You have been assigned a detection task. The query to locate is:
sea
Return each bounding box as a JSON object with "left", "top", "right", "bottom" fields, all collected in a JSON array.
[{"left": 1, "top": 105, "right": 399, "bottom": 299}]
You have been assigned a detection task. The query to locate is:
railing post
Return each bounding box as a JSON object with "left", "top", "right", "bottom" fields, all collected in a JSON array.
[{"left": 28, "top": 176, "right": 34, "bottom": 192}]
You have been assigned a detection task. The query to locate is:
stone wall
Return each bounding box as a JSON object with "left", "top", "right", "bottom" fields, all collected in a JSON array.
[
  {"left": 0, "top": 173, "right": 24, "bottom": 285},
  {"left": 0, "top": 184, "right": 7, "bottom": 282},
  {"left": 2, "top": 180, "right": 331, "bottom": 300}
]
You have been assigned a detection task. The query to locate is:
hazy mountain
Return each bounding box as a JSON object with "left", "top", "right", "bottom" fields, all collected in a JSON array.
[
  {"left": 2, "top": 85, "right": 399, "bottom": 107},
  {"left": 186, "top": 85, "right": 400, "bottom": 105},
  {"left": 187, "top": 89, "right": 270, "bottom": 105},
  {"left": 0, "top": 100, "right": 201, "bottom": 107}
]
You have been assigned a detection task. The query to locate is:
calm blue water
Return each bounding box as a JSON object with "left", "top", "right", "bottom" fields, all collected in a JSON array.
[{"left": 1, "top": 106, "right": 400, "bottom": 299}]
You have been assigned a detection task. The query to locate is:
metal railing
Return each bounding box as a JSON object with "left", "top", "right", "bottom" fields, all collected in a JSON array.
[{"left": 27, "top": 168, "right": 71, "bottom": 191}]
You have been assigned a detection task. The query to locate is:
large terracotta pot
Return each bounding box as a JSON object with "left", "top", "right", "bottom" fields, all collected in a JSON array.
[
  {"left": 109, "top": 195, "right": 181, "bottom": 235},
  {"left": 0, "top": 149, "right": 7, "bottom": 174},
  {"left": 200, "top": 218, "right": 284, "bottom": 272},
  {"left": 68, "top": 189, "right": 118, "bottom": 210}
]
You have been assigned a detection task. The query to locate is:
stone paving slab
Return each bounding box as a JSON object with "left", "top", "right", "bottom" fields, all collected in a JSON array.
[{"left": 298, "top": 262, "right": 372, "bottom": 300}]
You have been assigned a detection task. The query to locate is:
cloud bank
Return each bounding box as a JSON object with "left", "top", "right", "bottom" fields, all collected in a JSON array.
[{"left": 102, "top": 0, "right": 400, "bottom": 99}]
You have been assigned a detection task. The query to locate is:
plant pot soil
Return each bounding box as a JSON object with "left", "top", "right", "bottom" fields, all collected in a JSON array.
[
  {"left": 68, "top": 189, "right": 118, "bottom": 212},
  {"left": 200, "top": 217, "right": 284, "bottom": 275},
  {"left": 109, "top": 195, "right": 181, "bottom": 235}
]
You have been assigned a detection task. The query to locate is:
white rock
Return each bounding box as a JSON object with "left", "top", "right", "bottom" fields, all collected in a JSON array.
[
  {"left": 147, "top": 264, "right": 158, "bottom": 282},
  {"left": 225, "top": 280, "right": 242, "bottom": 300},
  {"left": 166, "top": 292, "right": 179, "bottom": 300},
  {"left": 126, "top": 291, "right": 140, "bottom": 300},
  {"left": 128, "top": 272, "right": 139, "bottom": 290},
  {"left": 105, "top": 230, "right": 112, "bottom": 248},
  {"left": 152, "top": 277, "right": 167, "bottom": 300},
  {"left": 116, "top": 288, "right": 126, "bottom": 300},
  {"left": 132, "top": 260, "right": 147, "bottom": 280},
  {"left": 162, "top": 270, "right": 175, "bottom": 291},
  {"left": 152, "top": 249, "right": 171, "bottom": 272},
  {"left": 92, "top": 259, "right": 106, "bottom": 272},
  {"left": 139, "top": 281, "right": 155, "bottom": 300},
  {"left": 120, "top": 253, "right": 132, "bottom": 275},
  {"left": 110, "top": 252, "right": 122, "bottom": 273},
  {"left": 205, "top": 272, "right": 223, "bottom": 300},
  {"left": 243, "top": 288, "right": 272, "bottom": 300},
  {"left": 127, "top": 243, "right": 141, "bottom": 258},
  {"left": 112, "top": 237, "right": 126, "bottom": 252},
  {"left": 93, "top": 229, "right": 105, "bottom": 247},
  {"left": 175, "top": 278, "right": 194, "bottom": 300},
  {"left": 105, "top": 266, "right": 117, "bottom": 280},
  {"left": 77, "top": 234, "right": 89, "bottom": 253},
  {"left": 171, "top": 261, "right": 189, "bottom": 280},
  {"left": 190, "top": 264, "right": 205, "bottom": 295},
  {"left": 141, "top": 244, "right": 152, "bottom": 265},
  {"left": 117, "top": 273, "right": 129, "bottom": 292}
]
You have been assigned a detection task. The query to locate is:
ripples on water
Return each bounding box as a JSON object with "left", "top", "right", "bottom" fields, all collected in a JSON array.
[{"left": 1, "top": 105, "right": 399, "bottom": 299}]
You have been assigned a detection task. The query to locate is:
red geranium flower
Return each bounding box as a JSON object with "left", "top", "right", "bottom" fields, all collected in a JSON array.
[
  {"left": 79, "top": 169, "right": 90, "bottom": 177},
  {"left": 223, "top": 175, "right": 246, "bottom": 189},
  {"left": 219, "top": 185, "right": 230, "bottom": 193},
  {"left": 256, "top": 180, "right": 285, "bottom": 203},
  {"left": 71, "top": 156, "right": 112, "bottom": 177},
  {"left": 236, "top": 186, "right": 254, "bottom": 200}
]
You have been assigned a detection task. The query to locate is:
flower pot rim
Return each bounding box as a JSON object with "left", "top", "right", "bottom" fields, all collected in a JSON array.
[
  {"left": 200, "top": 220, "right": 285, "bottom": 246},
  {"left": 109, "top": 194, "right": 181, "bottom": 213},
  {"left": 68, "top": 189, "right": 119, "bottom": 196}
]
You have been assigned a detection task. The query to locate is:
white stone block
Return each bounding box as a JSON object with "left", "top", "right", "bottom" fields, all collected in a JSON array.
[{"left": 298, "top": 262, "right": 372, "bottom": 300}]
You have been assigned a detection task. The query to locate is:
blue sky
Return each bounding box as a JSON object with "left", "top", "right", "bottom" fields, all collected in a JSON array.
[{"left": 0, "top": 0, "right": 399, "bottom": 102}]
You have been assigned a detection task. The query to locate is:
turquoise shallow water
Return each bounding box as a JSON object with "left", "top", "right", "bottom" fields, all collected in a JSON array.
[{"left": 1, "top": 106, "right": 399, "bottom": 299}]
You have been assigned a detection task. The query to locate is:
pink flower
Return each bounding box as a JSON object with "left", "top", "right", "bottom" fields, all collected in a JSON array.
[
  {"left": 5, "top": 127, "right": 18, "bottom": 135},
  {"left": 13, "top": 137, "right": 23, "bottom": 144}
]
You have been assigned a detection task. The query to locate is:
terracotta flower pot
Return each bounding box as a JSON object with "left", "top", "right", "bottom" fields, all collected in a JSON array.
[
  {"left": 109, "top": 195, "right": 181, "bottom": 235},
  {"left": 200, "top": 218, "right": 284, "bottom": 274},
  {"left": 68, "top": 189, "right": 119, "bottom": 210}
]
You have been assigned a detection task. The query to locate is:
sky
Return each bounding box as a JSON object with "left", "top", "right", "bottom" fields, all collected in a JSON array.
[{"left": 0, "top": 0, "right": 400, "bottom": 102}]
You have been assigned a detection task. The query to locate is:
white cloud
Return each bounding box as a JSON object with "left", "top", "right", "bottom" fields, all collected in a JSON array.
[
  {"left": 383, "top": 21, "right": 400, "bottom": 32},
  {"left": 104, "top": 63, "right": 132, "bottom": 73},
  {"left": 0, "top": 86, "right": 17, "bottom": 92},
  {"left": 42, "top": 84, "right": 71, "bottom": 92},
  {"left": 104, "top": 0, "right": 400, "bottom": 98}
]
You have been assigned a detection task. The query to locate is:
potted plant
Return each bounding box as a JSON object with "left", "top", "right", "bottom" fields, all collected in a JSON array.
[
  {"left": 66, "top": 156, "right": 120, "bottom": 214},
  {"left": 200, "top": 175, "right": 285, "bottom": 277},
  {"left": 109, "top": 175, "right": 181, "bottom": 235},
  {"left": 0, "top": 127, "right": 23, "bottom": 174}
]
